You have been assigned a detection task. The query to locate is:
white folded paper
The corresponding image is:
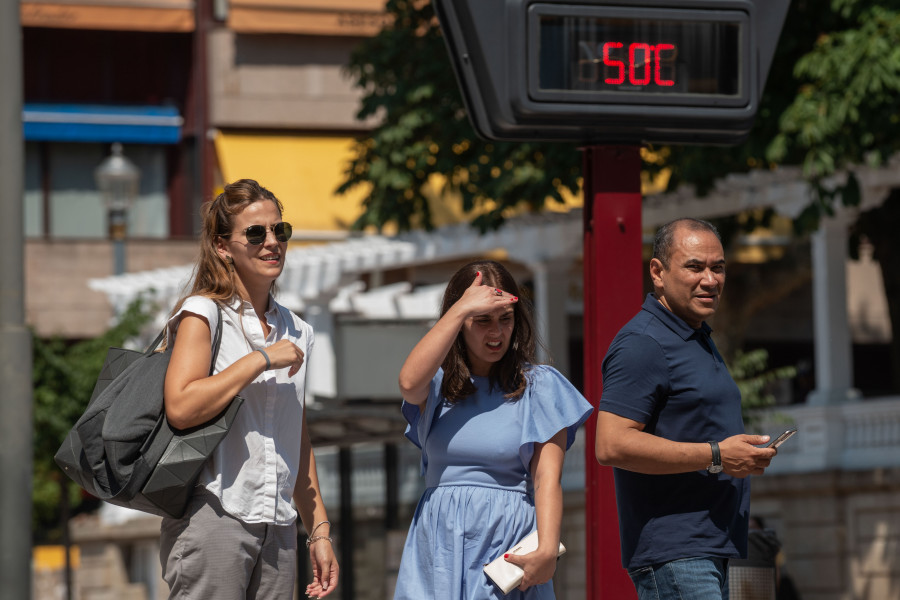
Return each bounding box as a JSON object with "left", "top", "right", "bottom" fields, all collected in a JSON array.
[{"left": 483, "top": 530, "right": 567, "bottom": 594}]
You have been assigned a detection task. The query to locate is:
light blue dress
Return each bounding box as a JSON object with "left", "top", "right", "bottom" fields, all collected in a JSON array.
[{"left": 393, "top": 365, "right": 593, "bottom": 600}]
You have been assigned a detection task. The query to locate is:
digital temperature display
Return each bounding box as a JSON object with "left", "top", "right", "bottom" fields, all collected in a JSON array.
[
  {"left": 529, "top": 4, "right": 748, "bottom": 107},
  {"left": 431, "top": 0, "right": 783, "bottom": 143}
]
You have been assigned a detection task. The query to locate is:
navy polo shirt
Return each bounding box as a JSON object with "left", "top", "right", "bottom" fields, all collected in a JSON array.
[{"left": 599, "top": 294, "right": 749, "bottom": 570}]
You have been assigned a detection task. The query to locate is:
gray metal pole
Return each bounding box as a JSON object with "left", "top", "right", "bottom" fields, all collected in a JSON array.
[{"left": 0, "top": 3, "right": 34, "bottom": 600}]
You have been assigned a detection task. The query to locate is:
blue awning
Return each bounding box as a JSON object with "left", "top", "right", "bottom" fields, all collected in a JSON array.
[{"left": 23, "top": 104, "right": 183, "bottom": 144}]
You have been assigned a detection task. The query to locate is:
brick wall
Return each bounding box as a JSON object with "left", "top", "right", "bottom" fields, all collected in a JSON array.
[
  {"left": 26, "top": 239, "right": 198, "bottom": 339},
  {"left": 751, "top": 469, "right": 900, "bottom": 600}
]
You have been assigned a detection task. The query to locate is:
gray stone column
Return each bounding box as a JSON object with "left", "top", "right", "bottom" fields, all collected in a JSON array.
[
  {"left": 528, "top": 259, "right": 571, "bottom": 377},
  {"left": 807, "top": 212, "right": 860, "bottom": 406}
]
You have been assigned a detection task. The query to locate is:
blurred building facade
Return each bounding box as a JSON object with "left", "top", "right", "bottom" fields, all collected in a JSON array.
[
  {"left": 22, "top": 0, "right": 379, "bottom": 339},
  {"left": 21, "top": 2, "right": 900, "bottom": 599}
]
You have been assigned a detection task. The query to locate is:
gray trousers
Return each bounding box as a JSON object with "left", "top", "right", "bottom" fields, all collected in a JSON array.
[{"left": 160, "top": 489, "right": 298, "bottom": 599}]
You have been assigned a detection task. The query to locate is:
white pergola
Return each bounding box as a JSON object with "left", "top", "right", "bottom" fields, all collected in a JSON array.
[{"left": 90, "top": 159, "right": 900, "bottom": 412}]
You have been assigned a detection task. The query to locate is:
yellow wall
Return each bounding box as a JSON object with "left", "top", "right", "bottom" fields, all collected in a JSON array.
[
  {"left": 214, "top": 131, "right": 677, "bottom": 234},
  {"left": 215, "top": 131, "right": 370, "bottom": 233},
  {"left": 33, "top": 545, "right": 80, "bottom": 570}
]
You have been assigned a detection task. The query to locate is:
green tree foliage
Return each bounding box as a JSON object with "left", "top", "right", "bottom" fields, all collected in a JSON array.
[
  {"left": 769, "top": 0, "right": 900, "bottom": 174},
  {"left": 338, "top": 0, "right": 581, "bottom": 232},
  {"left": 765, "top": 0, "right": 900, "bottom": 236},
  {"left": 764, "top": 0, "right": 900, "bottom": 391},
  {"left": 729, "top": 349, "right": 797, "bottom": 427},
  {"left": 32, "top": 299, "right": 153, "bottom": 540}
]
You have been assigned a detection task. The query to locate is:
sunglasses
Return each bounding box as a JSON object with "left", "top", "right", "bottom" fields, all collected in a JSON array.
[{"left": 238, "top": 222, "right": 293, "bottom": 245}]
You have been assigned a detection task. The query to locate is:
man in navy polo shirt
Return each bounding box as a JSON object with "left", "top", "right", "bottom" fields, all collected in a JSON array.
[{"left": 595, "top": 218, "right": 777, "bottom": 600}]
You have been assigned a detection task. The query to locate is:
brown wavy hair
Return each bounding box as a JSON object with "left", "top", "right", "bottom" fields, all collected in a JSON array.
[
  {"left": 439, "top": 260, "right": 539, "bottom": 402},
  {"left": 170, "top": 179, "right": 284, "bottom": 317}
]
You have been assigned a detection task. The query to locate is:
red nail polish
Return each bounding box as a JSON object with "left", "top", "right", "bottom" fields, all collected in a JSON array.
[
  {"left": 512, "top": 297, "right": 518, "bottom": 301},
  {"left": 504, "top": 554, "right": 509, "bottom": 559}
]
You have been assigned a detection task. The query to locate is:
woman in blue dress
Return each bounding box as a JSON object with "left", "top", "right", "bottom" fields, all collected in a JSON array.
[{"left": 393, "top": 260, "right": 593, "bottom": 599}]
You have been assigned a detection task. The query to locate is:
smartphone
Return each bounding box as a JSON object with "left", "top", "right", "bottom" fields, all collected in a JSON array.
[{"left": 767, "top": 427, "right": 798, "bottom": 448}]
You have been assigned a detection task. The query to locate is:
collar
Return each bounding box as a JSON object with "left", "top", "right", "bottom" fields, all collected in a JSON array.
[
  {"left": 641, "top": 293, "right": 712, "bottom": 341},
  {"left": 226, "top": 293, "right": 279, "bottom": 319}
]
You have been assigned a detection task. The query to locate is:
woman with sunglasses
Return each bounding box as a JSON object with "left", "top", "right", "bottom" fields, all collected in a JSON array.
[{"left": 160, "top": 179, "right": 338, "bottom": 599}]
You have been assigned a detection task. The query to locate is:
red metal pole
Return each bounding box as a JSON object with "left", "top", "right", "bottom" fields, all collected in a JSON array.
[{"left": 582, "top": 145, "right": 643, "bottom": 600}]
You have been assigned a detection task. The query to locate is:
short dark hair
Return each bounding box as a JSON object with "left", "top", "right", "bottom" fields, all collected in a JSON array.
[{"left": 652, "top": 218, "right": 721, "bottom": 268}]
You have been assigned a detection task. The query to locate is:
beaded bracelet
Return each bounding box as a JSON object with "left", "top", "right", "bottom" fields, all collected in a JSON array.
[{"left": 306, "top": 535, "right": 333, "bottom": 549}]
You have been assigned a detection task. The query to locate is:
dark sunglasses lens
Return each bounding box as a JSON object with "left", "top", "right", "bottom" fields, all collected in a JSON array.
[
  {"left": 244, "top": 225, "right": 267, "bottom": 245},
  {"left": 243, "top": 223, "right": 292, "bottom": 244},
  {"left": 274, "top": 222, "right": 292, "bottom": 242}
]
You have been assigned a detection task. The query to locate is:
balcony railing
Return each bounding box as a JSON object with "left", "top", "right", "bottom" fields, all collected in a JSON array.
[
  {"left": 758, "top": 395, "right": 900, "bottom": 474},
  {"left": 311, "top": 396, "right": 900, "bottom": 509}
]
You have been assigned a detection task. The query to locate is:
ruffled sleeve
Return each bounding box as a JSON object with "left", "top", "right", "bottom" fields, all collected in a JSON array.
[
  {"left": 401, "top": 369, "right": 444, "bottom": 475},
  {"left": 517, "top": 364, "right": 593, "bottom": 472}
]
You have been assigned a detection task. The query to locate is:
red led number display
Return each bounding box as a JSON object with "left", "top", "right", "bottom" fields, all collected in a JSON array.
[
  {"left": 533, "top": 11, "right": 745, "bottom": 103},
  {"left": 579, "top": 41, "right": 677, "bottom": 87}
]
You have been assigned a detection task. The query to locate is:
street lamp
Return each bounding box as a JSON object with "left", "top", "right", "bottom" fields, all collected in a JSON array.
[{"left": 95, "top": 142, "right": 140, "bottom": 275}]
